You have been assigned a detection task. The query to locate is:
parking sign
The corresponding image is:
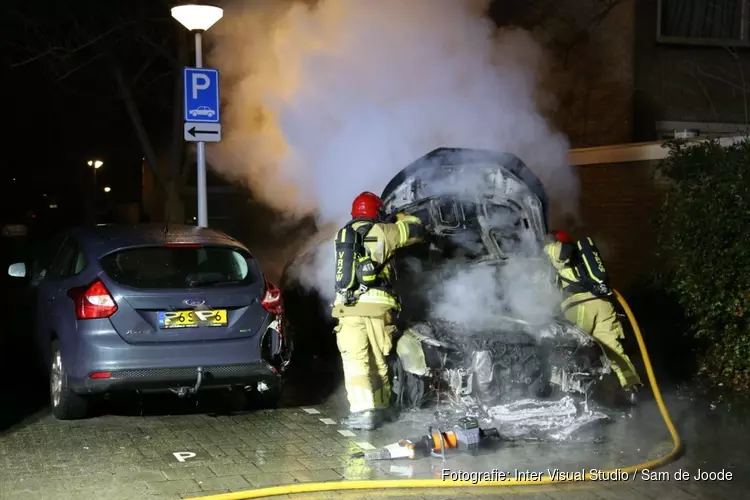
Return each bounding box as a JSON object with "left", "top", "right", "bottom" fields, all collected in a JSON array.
[{"left": 183, "top": 67, "right": 220, "bottom": 124}]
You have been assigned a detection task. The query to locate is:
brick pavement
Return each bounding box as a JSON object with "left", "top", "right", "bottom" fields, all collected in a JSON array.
[{"left": 0, "top": 385, "right": 748, "bottom": 500}]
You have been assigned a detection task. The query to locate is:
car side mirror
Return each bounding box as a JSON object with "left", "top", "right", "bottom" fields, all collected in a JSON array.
[{"left": 8, "top": 262, "right": 26, "bottom": 278}]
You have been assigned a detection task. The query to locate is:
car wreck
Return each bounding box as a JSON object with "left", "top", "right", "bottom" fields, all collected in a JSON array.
[{"left": 282, "top": 148, "right": 621, "bottom": 439}]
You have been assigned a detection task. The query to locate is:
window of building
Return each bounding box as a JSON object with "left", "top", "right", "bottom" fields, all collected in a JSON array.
[{"left": 657, "top": 0, "right": 750, "bottom": 47}]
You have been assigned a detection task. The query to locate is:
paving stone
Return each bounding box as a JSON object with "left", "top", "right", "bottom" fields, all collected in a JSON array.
[
  {"left": 112, "top": 470, "right": 168, "bottom": 483},
  {"left": 592, "top": 483, "right": 653, "bottom": 500},
  {"left": 147, "top": 479, "right": 202, "bottom": 495},
  {"left": 252, "top": 456, "right": 309, "bottom": 472},
  {"left": 208, "top": 462, "right": 262, "bottom": 476},
  {"left": 296, "top": 455, "right": 349, "bottom": 470},
  {"left": 217, "top": 446, "right": 244, "bottom": 457},
  {"left": 669, "top": 480, "right": 739, "bottom": 500},
  {"left": 242, "top": 471, "right": 298, "bottom": 487},
  {"left": 544, "top": 487, "right": 606, "bottom": 499},
  {"left": 289, "top": 468, "right": 344, "bottom": 483},
  {"left": 634, "top": 482, "right": 702, "bottom": 499},
  {"left": 161, "top": 466, "right": 217, "bottom": 481},
  {"left": 196, "top": 474, "right": 251, "bottom": 491},
  {"left": 181, "top": 490, "right": 230, "bottom": 499}
]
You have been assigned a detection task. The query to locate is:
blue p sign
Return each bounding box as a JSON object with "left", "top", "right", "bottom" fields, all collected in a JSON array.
[{"left": 184, "top": 67, "right": 220, "bottom": 123}]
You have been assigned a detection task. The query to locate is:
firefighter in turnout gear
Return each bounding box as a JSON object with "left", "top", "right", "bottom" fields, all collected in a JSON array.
[
  {"left": 332, "top": 191, "right": 426, "bottom": 431},
  {"left": 544, "top": 231, "right": 643, "bottom": 395}
]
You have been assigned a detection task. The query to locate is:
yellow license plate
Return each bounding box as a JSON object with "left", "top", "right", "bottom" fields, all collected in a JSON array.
[{"left": 158, "top": 310, "right": 227, "bottom": 328}]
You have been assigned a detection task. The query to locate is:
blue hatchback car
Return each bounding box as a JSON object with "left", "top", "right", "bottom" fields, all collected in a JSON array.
[{"left": 7, "top": 224, "right": 290, "bottom": 420}]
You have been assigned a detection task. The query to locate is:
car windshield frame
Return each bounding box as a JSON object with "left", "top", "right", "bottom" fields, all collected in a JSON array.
[{"left": 99, "top": 244, "right": 260, "bottom": 290}]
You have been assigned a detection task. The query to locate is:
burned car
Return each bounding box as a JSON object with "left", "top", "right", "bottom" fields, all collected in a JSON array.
[{"left": 282, "top": 148, "right": 616, "bottom": 420}]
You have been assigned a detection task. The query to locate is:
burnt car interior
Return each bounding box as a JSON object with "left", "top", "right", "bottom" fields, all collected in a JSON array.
[{"left": 394, "top": 196, "right": 535, "bottom": 268}]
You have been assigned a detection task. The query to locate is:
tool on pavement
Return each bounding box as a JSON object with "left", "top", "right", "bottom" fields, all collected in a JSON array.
[{"left": 355, "top": 416, "right": 501, "bottom": 460}]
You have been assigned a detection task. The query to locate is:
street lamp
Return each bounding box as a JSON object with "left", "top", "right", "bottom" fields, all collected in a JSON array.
[
  {"left": 87, "top": 160, "right": 103, "bottom": 187},
  {"left": 103, "top": 186, "right": 112, "bottom": 193},
  {"left": 171, "top": 3, "right": 224, "bottom": 228}
]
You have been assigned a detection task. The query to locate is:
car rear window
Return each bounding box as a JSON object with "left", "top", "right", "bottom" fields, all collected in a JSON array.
[{"left": 100, "top": 245, "right": 259, "bottom": 289}]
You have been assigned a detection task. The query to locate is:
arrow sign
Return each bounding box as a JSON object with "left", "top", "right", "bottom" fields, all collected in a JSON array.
[
  {"left": 184, "top": 122, "right": 222, "bottom": 143},
  {"left": 187, "top": 126, "right": 218, "bottom": 137}
]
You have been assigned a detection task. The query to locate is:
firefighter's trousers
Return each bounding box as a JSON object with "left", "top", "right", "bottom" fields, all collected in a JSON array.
[
  {"left": 563, "top": 293, "right": 642, "bottom": 389},
  {"left": 335, "top": 313, "right": 396, "bottom": 413}
]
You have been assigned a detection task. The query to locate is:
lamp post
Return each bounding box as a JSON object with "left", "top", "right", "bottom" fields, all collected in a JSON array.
[
  {"left": 171, "top": 3, "right": 224, "bottom": 228},
  {"left": 87, "top": 160, "right": 103, "bottom": 223},
  {"left": 103, "top": 186, "right": 112, "bottom": 193},
  {"left": 87, "top": 159, "right": 103, "bottom": 188}
]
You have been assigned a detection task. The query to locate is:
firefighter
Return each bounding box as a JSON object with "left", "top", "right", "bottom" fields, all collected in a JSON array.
[
  {"left": 544, "top": 231, "right": 642, "bottom": 397},
  {"left": 331, "top": 192, "right": 427, "bottom": 430}
]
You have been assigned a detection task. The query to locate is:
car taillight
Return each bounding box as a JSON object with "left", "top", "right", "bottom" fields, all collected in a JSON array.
[
  {"left": 261, "top": 279, "right": 283, "bottom": 315},
  {"left": 67, "top": 279, "right": 118, "bottom": 320}
]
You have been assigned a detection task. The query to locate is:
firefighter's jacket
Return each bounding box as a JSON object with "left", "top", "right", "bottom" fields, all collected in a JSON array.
[
  {"left": 545, "top": 241, "right": 604, "bottom": 311},
  {"left": 332, "top": 214, "right": 425, "bottom": 318}
]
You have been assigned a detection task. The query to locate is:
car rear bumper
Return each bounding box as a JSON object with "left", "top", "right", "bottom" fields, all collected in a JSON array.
[
  {"left": 65, "top": 314, "right": 288, "bottom": 395},
  {"left": 70, "top": 361, "right": 278, "bottom": 394}
]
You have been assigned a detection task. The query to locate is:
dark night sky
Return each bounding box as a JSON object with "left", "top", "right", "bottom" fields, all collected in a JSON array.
[
  {"left": 1, "top": 0, "right": 514, "bottom": 227},
  {"left": 1, "top": 0, "right": 183, "bottom": 225}
]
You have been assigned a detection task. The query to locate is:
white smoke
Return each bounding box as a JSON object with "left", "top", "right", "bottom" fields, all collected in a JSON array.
[
  {"left": 206, "top": 0, "right": 578, "bottom": 323},
  {"left": 425, "top": 256, "right": 563, "bottom": 331}
]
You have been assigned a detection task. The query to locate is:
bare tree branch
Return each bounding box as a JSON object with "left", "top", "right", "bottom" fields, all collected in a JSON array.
[
  {"left": 688, "top": 62, "right": 749, "bottom": 93},
  {"left": 57, "top": 52, "right": 107, "bottom": 81},
  {"left": 9, "top": 24, "right": 124, "bottom": 68},
  {"left": 723, "top": 46, "right": 749, "bottom": 127},
  {"left": 109, "top": 55, "right": 166, "bottom": 189},
  {"left": 137, "top": 32, "right": 179, "bottom": 68},
  {"left": 130, "top": 53, "right": 158, "bottom": 87},
  {"left": 682, "top": 65, "right": 720, "bottom": 121},
  {"left": 8, "top": 47, "right": 61, "bottom": 68},
  {"left": 559, "top": 0, "right": 624, "bottom": 67}
]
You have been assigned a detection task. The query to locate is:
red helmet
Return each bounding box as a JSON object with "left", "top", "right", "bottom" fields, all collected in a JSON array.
[
  {"left": 552, "top": 229, "right": 573, "bottom": 243},
  {"left": 351, "top": 191, "right": 384, "bottom": 219}
]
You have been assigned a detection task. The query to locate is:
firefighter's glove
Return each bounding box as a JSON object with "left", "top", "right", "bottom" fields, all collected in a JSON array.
[
  {"left": 398, "top": 213, "right": 432, "bottom": 232},
  {"left": 395, "top": 212, "right": 414, "bottom": 222}
]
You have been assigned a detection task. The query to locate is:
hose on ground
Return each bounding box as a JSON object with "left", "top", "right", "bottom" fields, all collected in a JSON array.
[{"left": 193, "top": 288, "right": 682, "bottom": 500}]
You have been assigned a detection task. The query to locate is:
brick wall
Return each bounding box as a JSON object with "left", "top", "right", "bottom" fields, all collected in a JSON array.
[
  {"left": 634, "top": 0, "right": 750, "bottom": 140},
  {"left": 514, "top": 0, "right": 637, "bottom": 148},
  {"left": 553, "top": 0, "right": 636, "bottom": 147}
]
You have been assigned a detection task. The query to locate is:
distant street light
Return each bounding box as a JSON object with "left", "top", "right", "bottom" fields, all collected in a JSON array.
[
  {"left": 171, "top": 3, "right": 224, "bottom": 228},
  {"left": 103, "top": 186, "right": 112, "bottom": 193},
  {"left": 87, "top": 159, "right": 104, "bottom": 189}
]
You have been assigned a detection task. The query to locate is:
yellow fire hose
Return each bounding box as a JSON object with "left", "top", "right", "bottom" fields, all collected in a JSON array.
[{"left": 193, "top": 289, "right": 682, "bottom": 500}]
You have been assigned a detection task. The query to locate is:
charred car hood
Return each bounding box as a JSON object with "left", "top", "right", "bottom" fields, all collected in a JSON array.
[
  {"left": 382, "top": 148, "right": 568, "bottom": 339},
  {"left": 381, "top": 147, "right": 549, "bottom": 254}
]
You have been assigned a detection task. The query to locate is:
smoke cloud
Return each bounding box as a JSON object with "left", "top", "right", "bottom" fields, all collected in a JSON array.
[
  {"left": 425, "top": 249, "right": 563, "bottom": 331},
  {"left": 207, "top": 0, "right": 576, "bottom": 221},
  {"left": 206, "top": 0, "right": 579, "bottom": 325}
]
